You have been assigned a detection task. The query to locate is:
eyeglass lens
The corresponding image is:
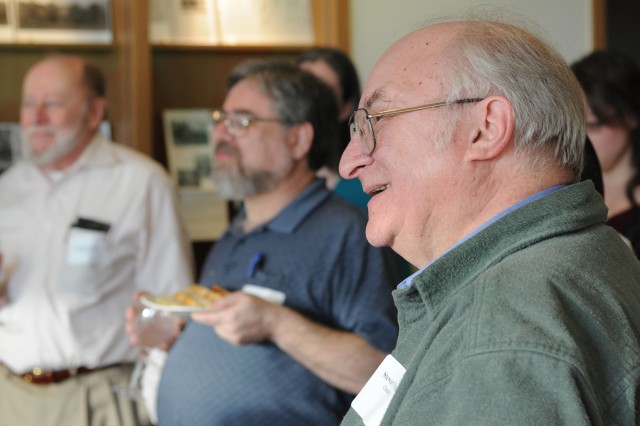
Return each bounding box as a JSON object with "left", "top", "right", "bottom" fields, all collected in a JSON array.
[
  {"left": 349, "top": 109, "right": 375, "bottom": 155},
  {"left": 212, "top": 112, "right": 249, "bottom": 135}
]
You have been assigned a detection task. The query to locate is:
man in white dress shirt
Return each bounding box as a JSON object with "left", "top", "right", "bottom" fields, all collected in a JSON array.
[{"left": 0, "top": 54, "right": 193, "bottom": 426}]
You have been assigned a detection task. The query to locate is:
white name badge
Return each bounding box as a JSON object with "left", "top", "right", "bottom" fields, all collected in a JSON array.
[
  {"left": 242, "top": 284, "right": 286, "bottom": 305},
  {"left": 66, "top": 228, "right": 104, "bottom": 265},
  {"left": 351, "top": 354, "right": 406, "bottom": 426}
]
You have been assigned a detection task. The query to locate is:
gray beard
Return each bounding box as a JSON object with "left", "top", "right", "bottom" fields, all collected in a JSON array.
[
  {"left": 21, "top": 126, "right": 83, "bottom": 167},
  {"left": 21, "top": 104, "right": 89, "bottom": 168},
  {"left": 212, "top": 167, "right": 283, "bottom": 201}
]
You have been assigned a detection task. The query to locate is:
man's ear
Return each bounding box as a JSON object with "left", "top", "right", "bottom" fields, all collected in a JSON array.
[
  {"left": 288, "top": 121, "right": 314, "bottom": 160},
  {"left": 87, "top": 97, "right": 107, "bottom": 132},
  {"left": 466, "top": 96, "right": 514, "bottom": 161}
]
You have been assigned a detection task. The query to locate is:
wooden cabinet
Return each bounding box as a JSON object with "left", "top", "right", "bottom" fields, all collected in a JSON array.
[{"left": 0, "top": 0, "right": 350, "bottom": 164}]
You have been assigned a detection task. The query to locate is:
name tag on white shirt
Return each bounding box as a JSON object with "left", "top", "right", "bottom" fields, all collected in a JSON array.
[
  {"left": 66, "top": 228, "right": 105, "bottom": 265},
  {"left": 351, "top": 354, "right": 406, "bottom": 426},
  {"left": 242, "top": 284, "right": 286, "bottom": 305}
]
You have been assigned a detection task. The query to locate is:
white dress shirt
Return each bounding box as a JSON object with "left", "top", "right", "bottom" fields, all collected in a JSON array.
[{"left": 0, "top": 135, "right": 193, "bottom": 373}]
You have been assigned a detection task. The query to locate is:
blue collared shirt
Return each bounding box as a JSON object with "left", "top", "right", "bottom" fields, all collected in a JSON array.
[{"left": 158, "top": 179, "right": 402, "bottom": 425}]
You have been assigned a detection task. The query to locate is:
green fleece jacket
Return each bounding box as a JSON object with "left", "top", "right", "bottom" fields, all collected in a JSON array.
[{"left": 342, "top": 182, "right": 640, "bottom": 425}]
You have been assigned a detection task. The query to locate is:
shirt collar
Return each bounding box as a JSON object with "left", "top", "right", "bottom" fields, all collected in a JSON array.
[
  {"left": 231, "top": 179, "right": 332, "bottom": 235},
  {"left": 65, "top": 133, "right": 116, "bottom": 172},
  {"left": 21, "top": 133, "right": 115, "bottom": 184}
]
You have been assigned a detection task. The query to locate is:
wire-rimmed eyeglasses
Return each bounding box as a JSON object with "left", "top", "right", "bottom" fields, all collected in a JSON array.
[
  {"left": 348, "top": 98, "right": 484, "bottom": 155},
  {"left": 211, "top": 109, "right": 282, "bottom": 136}
]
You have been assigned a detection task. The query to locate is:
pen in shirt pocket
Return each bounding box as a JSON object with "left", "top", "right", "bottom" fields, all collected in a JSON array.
[{"left": 246, "top": 251, "right": 265, "bottom": 279}]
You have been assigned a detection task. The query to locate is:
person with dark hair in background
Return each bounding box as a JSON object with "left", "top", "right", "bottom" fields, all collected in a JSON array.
[
  {"left": 572, "top": 50, "right": 640, "bottom": 257},
  {"left": 298, "top": 47, "right": 371, "bottom": 210},
  {"left": 143, "top": 59, "right": 401, "bottom": 425},
  {"left": 581, "top": 137, "right": 604, "bottom": 197},
  {"left": 339, "top": 16, "right": 640, "bottom": 425},
  {"left": 0, "top": 54, "right": 192, "bottom": 426}
]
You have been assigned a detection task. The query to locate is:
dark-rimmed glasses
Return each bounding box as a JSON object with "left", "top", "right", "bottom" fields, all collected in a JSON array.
[
  {"left": 348, "top": 98, "right": 484, "bottom": 155},
  {"left": 211, "top": 110, "right": 282, "bottom": 136}
]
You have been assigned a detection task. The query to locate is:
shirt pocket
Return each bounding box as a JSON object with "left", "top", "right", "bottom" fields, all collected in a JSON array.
[
  {"left": 57, "top": 227, "right": 109, "bottom": 297},
  {"left": 242, "top": 269, "right": 288, "bottom": 305}
]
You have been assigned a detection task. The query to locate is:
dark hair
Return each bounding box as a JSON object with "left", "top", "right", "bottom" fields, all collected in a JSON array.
[
  {"left": 227, "top": 59, "right": 338, "bottom": 171},
  {"left": 82, "top": 61, "right": 106, "bottom": 98},
  {"left": 572, "top": 50, "right": 640, "bottom": 204},
  {"left": 297, "top": 47, "right": 361, "bottom": 112},
  {"left": 580, "top": 136, "right": 604, "bottom": 197},
  {"left": 297, "top": 48, "right": 361, "bottom": 171}
]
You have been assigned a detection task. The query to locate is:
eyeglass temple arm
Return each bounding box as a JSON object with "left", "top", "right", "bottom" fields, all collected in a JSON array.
[{"left": 371, "top": 97, "right": 485, "bottom": 118}]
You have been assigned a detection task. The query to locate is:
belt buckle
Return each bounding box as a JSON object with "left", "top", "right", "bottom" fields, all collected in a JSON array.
[
  {"left": 22, "top": 367, "right": 47, "bottom": 384},
  {"left": 22, "top": 367, "right": 75, "bottom": 385},
  {"left": 18, "top": 364, "right": 113, "bottom": 385}
]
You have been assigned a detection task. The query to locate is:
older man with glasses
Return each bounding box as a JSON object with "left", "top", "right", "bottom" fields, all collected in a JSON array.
[
  {"left": 339, "top": 15, "right": 640, "bottom": 426},
  {"left": 144, "top": 59, "right": 404, "bottom": 425}
]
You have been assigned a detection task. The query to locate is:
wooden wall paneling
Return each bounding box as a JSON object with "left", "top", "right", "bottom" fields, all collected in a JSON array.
[
  {"left": 0, "top": 49, "right": 47, "bottom": 123},
  {"left": 592, "top": 0, "right": 606, "bottom": 50},
  {"left": 113, "top": 0, "right": 152, "bottom": 154},
  {"left": 311, "top": 0, "right": 350, "bottom": 52}
]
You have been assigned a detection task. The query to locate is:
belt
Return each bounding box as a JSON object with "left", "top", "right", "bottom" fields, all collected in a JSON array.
[{"left": 17, "top": 364, "right": 121, "bottom": 385}]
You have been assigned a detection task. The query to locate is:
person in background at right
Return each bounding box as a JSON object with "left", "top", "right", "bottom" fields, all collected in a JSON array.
[
  {"left": 572, "top": 50, "right": 640, "bottom": 257},
  {"left": 581, "top": 137, "right": 604, "bottom": 197},
  {"left": 297, "top": 47, "right": 371, "bottom": 210}
]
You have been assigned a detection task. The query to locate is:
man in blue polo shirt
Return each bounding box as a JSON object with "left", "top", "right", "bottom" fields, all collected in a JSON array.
[{"left": 154, "top": 59, "right": 403, "bottom": 425}]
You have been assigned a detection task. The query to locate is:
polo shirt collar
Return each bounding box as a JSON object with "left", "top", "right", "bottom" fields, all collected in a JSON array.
[{"left": 231, "top": 179, "right": 331, "bottom": 235}]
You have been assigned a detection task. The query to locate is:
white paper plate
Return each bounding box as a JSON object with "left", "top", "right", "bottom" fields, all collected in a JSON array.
[{"left": 140, "top": 294, "right": 214, "bottom": 313}]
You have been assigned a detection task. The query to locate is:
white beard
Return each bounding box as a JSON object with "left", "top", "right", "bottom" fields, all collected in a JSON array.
[{"left": 21, "top": 106, "right": 89, "bottom": 167}]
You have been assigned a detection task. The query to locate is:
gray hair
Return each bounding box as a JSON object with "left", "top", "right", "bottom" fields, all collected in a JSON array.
[
  {"left": 227, "top": 59, "right": 338, "bottom": 171},
  {"left": 441, "top": 19, "right": 586, "bottom": 178}
]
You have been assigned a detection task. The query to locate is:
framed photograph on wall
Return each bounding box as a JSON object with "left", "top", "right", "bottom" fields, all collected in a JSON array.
[
  {"left": 150, "top": 0, "right": 220, "bottom": 45},
  {"left": 15, "top": 0, "right": 113, "bottom": 44},
  {"left": 216, "top": 0, "right": 314, "bottom": 46},
  {"left": 163, "top": 108, "right": 228, "bottom": 241},
  {"left": 162, "top": 108, "right": 215, "bottom": 190},
  {"left": 0, "top": 1, "right": 16, "bottom": 41}
]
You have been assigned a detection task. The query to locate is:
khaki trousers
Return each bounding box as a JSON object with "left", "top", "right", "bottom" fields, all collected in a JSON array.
[{"left": 0, "top": 363, "right": 152, "bottom": 426}]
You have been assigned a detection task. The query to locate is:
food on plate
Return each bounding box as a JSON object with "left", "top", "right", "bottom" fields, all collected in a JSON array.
[{"left": 145, "top": 284, "right": 229, "bottom": 308}]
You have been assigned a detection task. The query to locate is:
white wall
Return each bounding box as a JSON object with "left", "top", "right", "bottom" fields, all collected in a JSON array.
[{"left": 350, "top": 0, "right": 593, "bottom": 85}]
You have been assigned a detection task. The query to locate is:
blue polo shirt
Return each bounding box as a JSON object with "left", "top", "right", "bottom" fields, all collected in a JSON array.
[{"left": 157, "top": 179, "right": 401, "bottom": 425}]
